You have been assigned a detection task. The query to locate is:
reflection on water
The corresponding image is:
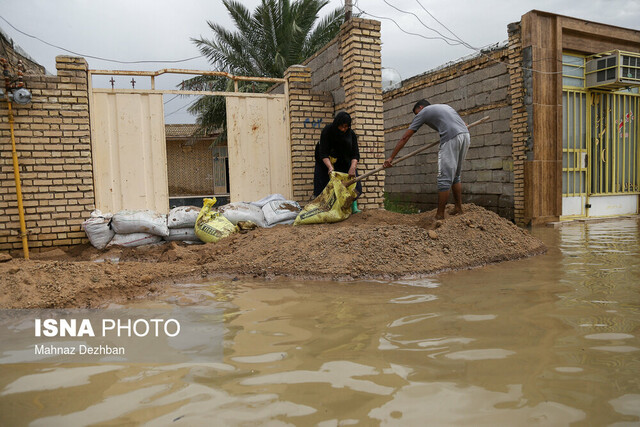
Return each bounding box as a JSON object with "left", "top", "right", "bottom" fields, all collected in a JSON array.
[{"left": 1, "top": 218, "right": 639, "bottom": 425}]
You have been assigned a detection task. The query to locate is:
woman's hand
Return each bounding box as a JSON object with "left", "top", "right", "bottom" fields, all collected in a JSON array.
[{"left": 348, "top": 165, "right": 356, "bottom": 178}]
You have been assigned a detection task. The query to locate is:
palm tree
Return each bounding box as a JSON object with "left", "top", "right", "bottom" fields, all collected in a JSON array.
[{"left": 182, "top": 0, "right": 344, "bottom": 137}]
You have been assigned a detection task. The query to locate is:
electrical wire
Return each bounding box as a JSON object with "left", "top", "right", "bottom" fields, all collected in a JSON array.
[
  {"left": 164, "top": 94, "right": 181, "bottom": 105},
  {"left": 165, "top": 97, "right": 199, "bottom": 118},
  {"left": 354, "top": 1, "right": 564, "bottom": 75},
  {"left": 352, "top": 5, "right": 463, "bottom": 45},
  {"left": 381, "top": 0, "right": 463, "bottom": 46},
  {"left": 0, "top": 14, "right": 203, "bottom": 65},
  {"left": 414, "top": 0, "right": 478, "bottom": 50},
  {"left": 410, "top": 0, "right": 565, "bottom": 75}
]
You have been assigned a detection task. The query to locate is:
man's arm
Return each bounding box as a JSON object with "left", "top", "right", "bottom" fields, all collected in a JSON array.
[{"left": 383, "top": 129, "right": 415, "bottom": 168}]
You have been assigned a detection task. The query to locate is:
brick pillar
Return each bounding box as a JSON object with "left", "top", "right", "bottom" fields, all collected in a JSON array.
[
  {"left": 340, "top": 18, "right": 385, "bottom": 209},
  {"left": 507, "top": 23, "right": 528, "bottom": 226},
  {"left": 284, "top": 65, "right": 334, "bottom": 202},
  {"left": 0, "top": 55, "right": 94, "bottom": 252}
]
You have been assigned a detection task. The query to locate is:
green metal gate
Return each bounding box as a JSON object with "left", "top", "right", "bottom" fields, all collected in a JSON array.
[
  {"left": 562, "top": 53, "right": 639, "bottom": 218},
  {"left": 590, "top": 91, "right": 639, "bottom": 195},
  {"left": 562, "top": 90, "right": 588, "bottom": 217}
]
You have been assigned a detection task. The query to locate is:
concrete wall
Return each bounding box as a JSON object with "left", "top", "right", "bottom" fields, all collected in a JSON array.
[
  {"left": 382, "top": 47, "right": 515, "bottom": 219},
  {"left": 305, "top": 41, "right": 344, "bottom": 107},
  {"left": 0, "top": 57, "right": 94, "bottom": 252}
]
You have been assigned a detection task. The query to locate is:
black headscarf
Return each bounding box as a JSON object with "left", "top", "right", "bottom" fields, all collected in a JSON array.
[{"left": 315, "top": 112, "right": 360, "bottom": 172}]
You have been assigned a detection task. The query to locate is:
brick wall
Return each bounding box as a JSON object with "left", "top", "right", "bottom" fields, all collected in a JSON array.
[
  {"left": 382, "top": 46, "right": 515, "bottom": 219},
  {"left": 284, "top": 66, "right": 335, "bottom": 202},
  {"left": 339, "top": 19, "right": 385, "bottom": 209},
  {"left": 0, "top": 29, "right": 46, "bottom": 76},
  {"left": 0, "top": 56, "right": 94, "bottom": 253},
  {"left": 506, "top": 22, "right": 529, "bottom": 226},
  {"left": 166, "top": 139, "right": 215, "bottom": 196},
  {"left": 286, "top": 18, "right": 385, "bottom": 208}
]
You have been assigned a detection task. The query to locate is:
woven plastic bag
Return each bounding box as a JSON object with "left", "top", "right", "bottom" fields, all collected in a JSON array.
[
  {"left": 294, "top": 172, "right": 358, "bottom": 225},
  {"left": 194, "top": 198, "right": 237, "bottom": 243}
]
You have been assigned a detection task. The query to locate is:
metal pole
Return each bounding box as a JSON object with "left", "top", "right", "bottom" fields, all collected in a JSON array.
[
  {"left": 345, "top": 0, "right": 352, "bottom": 21},
  {"left": 5, "top": 96, "right": 30, "bottom": 259}
]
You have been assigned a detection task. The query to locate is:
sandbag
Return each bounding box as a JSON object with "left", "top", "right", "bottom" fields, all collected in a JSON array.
[
  {"left": 219, "top": 202, "right": 267, "bottom": 228},
  {"left": 262, "top": 199, "right": 301, "bottom": 226},
  {"left": 294, "top": 172, "right": 357, "bottom": 225},
  {"left": 82, "top": 210, "right": 114, "bottom": 250},
  {"left": 110, "top": 210, "right": 169, "bottom": 237},
  {"left": 195, "top": 198, "right": 237, "bottom": 243},
  {"left": 250, "top": 193, "right": 286, "bottom": 208},
  {"left": 167, "top": 206, "right": 200, "bottom": 229},
  {"left": 107, "top": 233, "right": 163, "bottom": 248},
  {"left": 164, "top": 227, "right": 200, "bottom": 242}
]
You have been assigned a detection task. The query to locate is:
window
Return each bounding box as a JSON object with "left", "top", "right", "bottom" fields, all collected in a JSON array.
[{"left": 562, "top": 54, "right": 585, "bottom": 88}]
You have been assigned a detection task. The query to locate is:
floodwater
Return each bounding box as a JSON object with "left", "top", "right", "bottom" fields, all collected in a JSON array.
[{"left": 1, "top": 218, "right": 640, "bottom": 426}]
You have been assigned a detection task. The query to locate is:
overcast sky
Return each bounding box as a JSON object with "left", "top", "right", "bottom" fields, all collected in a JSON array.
[{"left": 1, "top": 0, "right": 638, "bottom": 123}]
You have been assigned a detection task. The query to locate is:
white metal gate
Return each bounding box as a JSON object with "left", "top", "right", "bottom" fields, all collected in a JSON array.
[
  {"left": 90, "top": 91, "right": 169, "bottom": 213},
  {"left": 88, "top": 69, "right": 290, "bottom": 213},
  {"left": 226, "top": 96, "right": 292, "bottom": 202}
]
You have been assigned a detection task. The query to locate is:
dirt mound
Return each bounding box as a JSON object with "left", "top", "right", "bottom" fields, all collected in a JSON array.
[{"left": 0, "top": 204, "right": 546, "bottom": 309}]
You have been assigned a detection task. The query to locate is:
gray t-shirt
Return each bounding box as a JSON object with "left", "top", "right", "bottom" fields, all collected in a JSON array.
[{"left": 409, "top": 104, "right": 468, "bottom": 142}]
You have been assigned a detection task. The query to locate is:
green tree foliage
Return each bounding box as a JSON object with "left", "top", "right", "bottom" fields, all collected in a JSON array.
[{"left": 182, "top": 0, "right": 344, "bottom": 139}]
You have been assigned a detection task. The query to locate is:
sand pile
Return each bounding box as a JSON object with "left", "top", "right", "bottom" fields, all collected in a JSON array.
[{"left": 0, "top": 204, "right": 546, "bottom": 309}]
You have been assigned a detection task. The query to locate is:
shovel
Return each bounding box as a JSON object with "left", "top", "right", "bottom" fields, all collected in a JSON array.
[
  {"left": 294, "top": 115, "right": 490, "bottom": 225},
  {"left": 344, "top": 115, "right": 490, "bottom": 187}
]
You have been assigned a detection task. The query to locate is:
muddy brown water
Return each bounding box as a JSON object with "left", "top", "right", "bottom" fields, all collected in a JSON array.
[{"left": 0, "top": 218, "right": 639, "bottom": 425}]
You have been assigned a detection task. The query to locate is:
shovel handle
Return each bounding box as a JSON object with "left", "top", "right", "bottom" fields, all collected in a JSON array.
[{"left": 344, "top": 115, "right": 490, "bottom": 187}]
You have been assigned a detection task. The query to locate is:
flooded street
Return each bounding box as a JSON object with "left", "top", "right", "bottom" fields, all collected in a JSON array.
[{"left": 1, "top": 218, "right": 639, "bottom": 426}]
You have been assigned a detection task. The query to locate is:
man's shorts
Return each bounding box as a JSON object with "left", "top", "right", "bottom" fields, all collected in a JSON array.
[{"left": 437, "top": 132, "right": 470, "bottom": 192}]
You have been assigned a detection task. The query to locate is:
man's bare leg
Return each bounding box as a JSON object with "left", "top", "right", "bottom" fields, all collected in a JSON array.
[
  {"left": 451, "top": 182, "right": 463, "bottom": 215},
  {"left": 436, "top": 190, "right": 449, "bottom": 220}
]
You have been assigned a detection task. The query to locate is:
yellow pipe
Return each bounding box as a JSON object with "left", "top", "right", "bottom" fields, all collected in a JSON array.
[{"left": 5, "top": 97, "right": 29, "bottom": 259}]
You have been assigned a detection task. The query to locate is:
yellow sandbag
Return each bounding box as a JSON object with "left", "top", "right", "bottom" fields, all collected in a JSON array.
[
  {"left": 195, "top": 198, "right": 238, "bottom": 243},
  {"left": 294, "top": 172, "right": 358, "bottom": 225}
]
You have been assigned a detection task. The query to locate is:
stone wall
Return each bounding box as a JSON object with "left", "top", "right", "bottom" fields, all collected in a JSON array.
[
  {"left": 0, "top": 57, "right": 93, "bottom": 253},
  {"left": 382, "top": 47, "right": 515, "bottom": 219}
]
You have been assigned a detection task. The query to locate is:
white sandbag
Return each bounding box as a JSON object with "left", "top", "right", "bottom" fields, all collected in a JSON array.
[
  {"left": 167, "top": 206, "right": 200, "bottom": 229},
  {"left": 250, "top": 193, "right": 286, "bottom": 208},
  {"left": 110, "top": 210, "right": 169, "bottom": 237},
  {"left": 91, "top": 209, "right": 112, "bottom": 220},
  {"left": 82, "top": 210, "right": 114, "bottom": 250},
  {"left": 218, "top": 202, "right": 268, "bottom": 228},
  {"left": 107, "top": 233, "right": 163, "bottom": 248},
  {"left": 262, "top": 200, "right": 301, "bottom": 226},
  {"left": 164, "top": 227, "right": 200, "bottom": 242}
]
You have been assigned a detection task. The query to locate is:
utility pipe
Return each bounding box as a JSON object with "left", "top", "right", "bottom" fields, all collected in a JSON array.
[{"left": 4, "top": 87, "right": 30, "bottom": 259}]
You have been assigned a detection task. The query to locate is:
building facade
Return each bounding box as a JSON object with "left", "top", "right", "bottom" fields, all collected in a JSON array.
[{"left": 384, "top": 10, "right": 640, "bottom": 226}]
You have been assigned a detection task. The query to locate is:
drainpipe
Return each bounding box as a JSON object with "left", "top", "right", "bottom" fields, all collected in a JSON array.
[{"left": 2, "top": 59, "right": 29, "bottom": 259}]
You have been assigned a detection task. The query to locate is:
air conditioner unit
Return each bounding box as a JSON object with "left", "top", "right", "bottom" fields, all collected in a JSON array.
[{"left": 585, "top": 50, "right": 640, "bottom": 90}]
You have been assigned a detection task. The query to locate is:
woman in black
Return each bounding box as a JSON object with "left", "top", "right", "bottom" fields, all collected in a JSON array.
[{"left": 313, "top": 112, "right": 362, "bottom": 212}]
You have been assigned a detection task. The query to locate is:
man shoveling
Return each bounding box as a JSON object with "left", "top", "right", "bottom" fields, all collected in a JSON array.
[{"left": 383, "top": 99, "right": 470, "bottom": 220}]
